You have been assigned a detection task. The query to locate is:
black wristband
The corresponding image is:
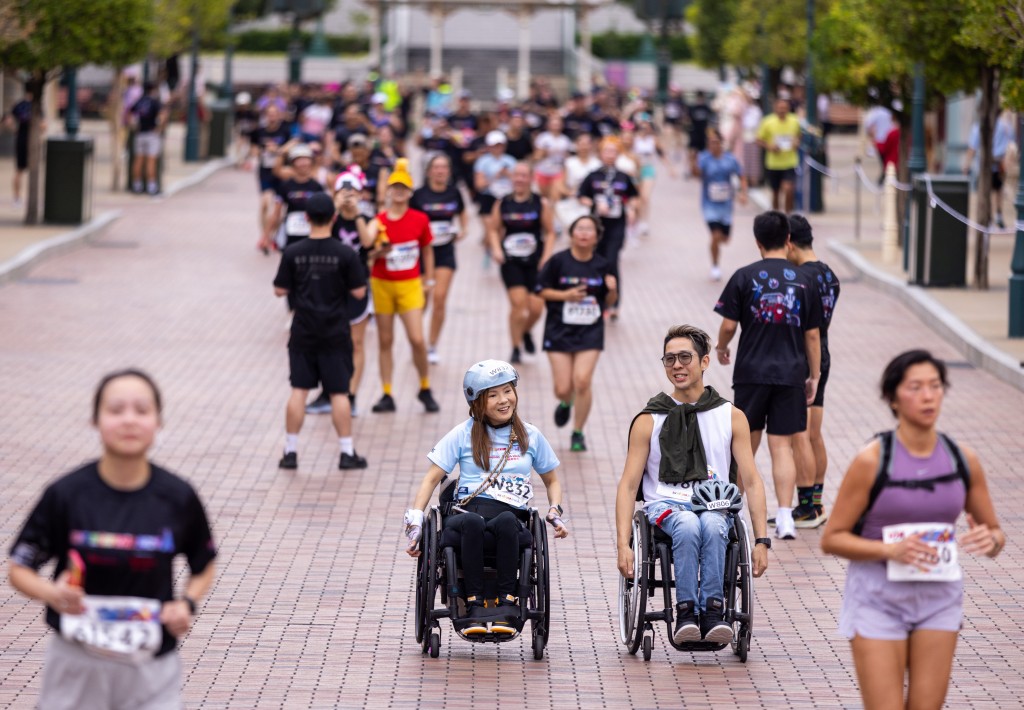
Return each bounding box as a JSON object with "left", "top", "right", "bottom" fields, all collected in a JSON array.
[
  {"left": 549, "top": 504, "right": 563, "bottom": 516},
  {"left": 754, "top": 538, "right": 772, "bottom": 549},
  {"left": 183, "top": 596, "right": 197, "bottom": 615}
]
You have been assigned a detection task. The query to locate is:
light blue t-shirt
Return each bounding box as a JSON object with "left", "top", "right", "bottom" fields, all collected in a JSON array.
[
  {"left": 698, "top": 150, "right": 743, "bottom": 225},
  {"left": 474, "top": 154, "right": 517, "bottom": 197},
  {"left": 968, "top": 120, "right": 1013, "bottom": 160},
  {"left": 427, "top": 418, "right": 560, "bottom": 508}
]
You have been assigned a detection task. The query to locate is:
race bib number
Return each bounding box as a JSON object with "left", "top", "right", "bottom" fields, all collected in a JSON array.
[
  {"left": 775, "top": 136, "right": 794, "bottom": 151},
  {"left": 665, "top": 104, "right": 681, "bottom": 119},
  {"left": 60, "top": 595, "right": 162, "bottom": 663},
  {"left": 285, "top": 211, "right": 310, "bottom": 237},
  {"left": 596, "top": 194, "right": 622, "bottom": 219},
  {"left": 882, "top": 523, "right": 961, "bottom": 582},
  {"left": 488, "top": 473, "right": 533, "bottom": 508},
  {"left": 430, "top": 220, "right": 456, "bottom": 246},
  {"left": 707, "top": 181, "right": 733, "bottom": 202},
  {"left": 359, "top": 200, "right": 376, "bottom": 219},
  {"left": 503, "top": 232, "right": 537, "bottom": 258},
  {"left": 491, "top": 178, "right": 513, "bottom": 199},
  {"left": 656, "top": 480, "right": 695, "bottom": 503},
  {"left": 260, "top": 151, "right": 277, "bottom": 169},
  {"left": 385, "top": 242, "right": 420, "bottom": 272},
  {"left": 563, "top": 296, "right": 601, "bottom": 325}
]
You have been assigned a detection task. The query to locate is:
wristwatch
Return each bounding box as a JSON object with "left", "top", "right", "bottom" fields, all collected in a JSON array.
[
  {"left": 754, "top": 538, "right": 772, "bottom": 549},
  {"left": 183, "top": 596, "right": 198, "bottom": 615}
]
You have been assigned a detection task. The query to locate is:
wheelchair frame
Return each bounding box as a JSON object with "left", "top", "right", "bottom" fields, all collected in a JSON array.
[
  {"left": 618, "top": 508, "right": 754, "bottom": 662},
  {"left": 414, "top": 505, "right": 551, "bottom": 660}
]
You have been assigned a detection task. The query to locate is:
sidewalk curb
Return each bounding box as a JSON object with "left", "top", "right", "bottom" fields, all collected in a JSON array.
[
  {"left": 0, "top": 157, "right": 234, "bottom": 287},
  {"left": 828, "top": 241, "right": 1024, "bottom": 392}
]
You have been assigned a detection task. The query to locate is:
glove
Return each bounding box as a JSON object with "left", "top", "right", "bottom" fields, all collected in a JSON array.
[
  {"left": 546, "top": 506, "right": 568, "bottom": 537},
  {"left": 404, "top": 509, "right": 424, "bottom": 551}
]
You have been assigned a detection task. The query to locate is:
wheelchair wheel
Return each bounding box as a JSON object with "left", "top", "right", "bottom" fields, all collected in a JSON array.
[
  {"left": 428, "top": 630, "right": 441, "bottom": 659},
  {"left": 731, "top": 517, "right": 754, "bottom": 663},
  {"left": 618, "top": 511, "right": 648, "bottom": 654},
  {"left": 416, "top": 510, "right": 439, "bottom": 648},
  {"left": 533, "top": 631, "right": 545, "bottom": 660},
  {"left": 531, "top": 510, "right": 551, "bottom": 650}
]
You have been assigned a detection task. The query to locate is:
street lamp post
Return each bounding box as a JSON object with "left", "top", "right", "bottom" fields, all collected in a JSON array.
[
  {"left": 64, "top": 67, "right": 80, "bottom": 138},
  {"left": 1009, "top": 114, "right": 1024, "bottom": 337},
  {"left": 907, "top": 62, "right": 927, "bottom": 175},
  {"left": 288, "top": 13, "right": 303, "bottom": 83},
  {"left": 803, "top": 0, "right": 822, "bottom": 213},
  {"left": 184, "top": 28, "right": 201, "bottom": 162}
]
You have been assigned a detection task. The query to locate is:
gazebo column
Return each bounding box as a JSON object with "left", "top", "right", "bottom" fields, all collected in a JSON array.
[
  {"left": 429, "top": 4, "right": 445, "bottom": 78},
  {"left": 577, "top": 5, "right": 592, "bottom": 94},
  {"left": 516, "top": 7, "right": 532, "bottom": 100}
]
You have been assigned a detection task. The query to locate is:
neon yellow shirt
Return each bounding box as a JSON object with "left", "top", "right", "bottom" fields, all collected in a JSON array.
[{"left": 757, "top": 114, "right": 801, "bottom": 170}]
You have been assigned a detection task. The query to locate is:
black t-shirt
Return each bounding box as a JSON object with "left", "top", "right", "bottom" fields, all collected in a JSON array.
[
  {"left": 447, "top": 112, "right": 478, "bottom": 158},
  {"left": 563, "top": 111, "right": 596, "bottom": 140},
  {"left": 592, "top": 112, "right": 620, "bottom": 138},
  {"left": 714, "top": 258, "right": 823, "bottom": 387},
  {"left": 577, "top": 168, "right": 639, "bottom": 228},
  {"left": 273, "top": 237, "right": 367, "bottom": 349},
  {"left": 799, "top": 260, "right": 840, "bottom": 372},
  {"left": 9, "top": 462, "right": 216, "bottom": 657},
  {"left": 664, "top": 98, "right": 685, "bottom": 123},
  {"left": 499, "top": 193, "right": 544, "bottom": 262},
  {"left": 411, "top": 185, "right": 465, "bottom": 247},
  {"left": 537, "top": 249, "right": 615, "bottom": 351},
  {"left": 369, "top": 147, "right": 397, "bottom": 179},
  {"left": 275, "top": 178, "right": 325, "bottom": 240},
  {"left": 131, "top": 95, "right": 162, "bottom": 133},
  {"left": 331, "top": 213, "right": 370, "bottom": 274},
  {"left": 333, "top": 125, "right": 369, "bottom": 153},
  {"left": 12, "top": 99, "right": 31, "bottom": 141},
  {"left": 251, "top": 123, "right": 291, "bottom": 172},
  {"left": 688, "top": 102, "right": 711, "bottom": 136},
  {"left": 505, "top": 133, "right": 534, "bottom": 161}
]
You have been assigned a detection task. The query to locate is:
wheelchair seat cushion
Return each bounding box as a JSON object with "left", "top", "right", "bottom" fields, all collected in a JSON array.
[{"left": 439, "top": 524, "right": 533, "bottom": 552}]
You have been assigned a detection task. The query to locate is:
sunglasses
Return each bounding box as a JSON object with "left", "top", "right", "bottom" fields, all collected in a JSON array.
[{"left": 660, "top": 351, "right": 696, "bottom": 367}]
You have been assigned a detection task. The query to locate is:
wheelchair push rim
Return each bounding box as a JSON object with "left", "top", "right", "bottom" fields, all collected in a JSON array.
[{"left": 618, "top": 511, "right": 647, "bottom": 653}]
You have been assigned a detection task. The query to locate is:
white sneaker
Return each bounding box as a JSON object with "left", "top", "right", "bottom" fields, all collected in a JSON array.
[
  {"left": 427, "top": 347, "right": 440, "bottom": 365},
  {"left": 775, "top": 516, "right": 796, "bottom": 540},
  {"left": 710, "top": 265, "right": 722, "bottom": 282}
]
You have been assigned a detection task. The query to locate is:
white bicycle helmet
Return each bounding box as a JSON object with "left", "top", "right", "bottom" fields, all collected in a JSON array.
[
  {"left": 690, "top": 479, "right": 743, "bottom": 513},
  {"left": 463, "top": 359, "right": 519, "bottom": 404}
]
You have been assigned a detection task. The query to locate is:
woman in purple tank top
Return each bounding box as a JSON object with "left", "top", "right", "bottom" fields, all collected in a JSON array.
[{"left": 821, "top": 350, "right": 1005, "bottom": 710}]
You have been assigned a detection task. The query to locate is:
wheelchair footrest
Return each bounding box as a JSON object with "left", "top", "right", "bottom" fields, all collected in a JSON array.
[
  {"left": 644, "top": 610, "right": 671, "bottom": 623},
  {"left": 429, "top": 609, "right": 451, "bottom": 620}
]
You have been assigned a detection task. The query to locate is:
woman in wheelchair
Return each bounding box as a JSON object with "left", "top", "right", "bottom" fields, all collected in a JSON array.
[{"left": 405, "top": 359, "right": 569, "bottom": 635}]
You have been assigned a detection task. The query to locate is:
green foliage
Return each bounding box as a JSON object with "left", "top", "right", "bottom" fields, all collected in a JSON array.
[
  {"left": 150, "top": 0, "right": 234, "bottom": 57},
  {"left": 960, "top": 0, "right": 1024, "bottom": 109},
  {"left": 230, "top": 28, "right": 368, "bottom": 54},
  {"left": 589, "top": 31, "right": 692, "bottom": 61},
  {"left": 722, "top": 0, "right": 809, "bottom": 71},
  {"left": 687, "top": 0, "right": 739, "bottom": 69}
]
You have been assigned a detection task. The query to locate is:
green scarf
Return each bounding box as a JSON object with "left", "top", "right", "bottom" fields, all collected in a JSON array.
[{"left": 633, "top": 387, "right": 736, "bottom": 484}]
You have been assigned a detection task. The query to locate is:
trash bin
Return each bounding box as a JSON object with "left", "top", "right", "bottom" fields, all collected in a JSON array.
[
  {"left": 207, "top": 99, "right": 233, "bottom": 158},
  {"left": 908, "top": 174, "right": 969, "bottom": 287},
  {"left": 125, "top": 129, "right": 164, "bottom": 193},
  {"left": 44, "top": 135, "right": 93, "bottom": 224}
]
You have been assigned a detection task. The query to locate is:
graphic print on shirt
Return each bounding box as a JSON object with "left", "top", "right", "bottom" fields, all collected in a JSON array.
[{"left": 749, "top": 268, "right": 805, "bottom": 326}]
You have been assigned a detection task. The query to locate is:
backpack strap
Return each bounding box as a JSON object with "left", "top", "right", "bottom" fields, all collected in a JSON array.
[
  {"left": 852, "top": 431, "right": 894, "bottom": 536},
  {"left": 938, "top": 432, "right": 971, "bottom": 491}
]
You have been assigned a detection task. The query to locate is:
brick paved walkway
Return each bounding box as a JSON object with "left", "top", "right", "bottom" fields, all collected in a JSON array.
[{"left": 1, "top": 163, "right": 1022, "bottom": 709}]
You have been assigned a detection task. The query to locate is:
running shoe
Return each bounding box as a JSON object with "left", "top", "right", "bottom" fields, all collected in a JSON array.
[
  {"left": 371, "top": 394, "right": 396, "bottom": 413},
  {"left": 418, "top": 388, "right": 440, "bottom": 413},
  {"left": 700, "top": 598, "right": 733, "bottom": 643},
  {"left": 554, "top": 402, "right": 572, "bottom": 428},
  {"left": 305, "top": 390, "right": 331, "bottom": 414},
  {"left": 793, "top": 504, "right": 827, "bottom": 529},
  {"left": 490, "top": 619, "right": 516, "bottom": 635},
  {"left": 510, "top": 347, "right": 522, "bottom": 364},
  {"left": 427, "top": 347, "right": 440, "bottom": 365},
  {"left": 461, "top": 599, "right": 487, "bottom": 635},
  {"left": 278, "top": 451, "right": 297, "bottom": 470},
  {"left": 815, "top": 505, "right": 829, "bottom": 524},
  {"left": 522, "top": 332, "right": 536, "bottom": 354},
  {"left": 570, "top": 430, "right": 587, "bottom": 452},
  {"left": 673, "top": 601, "right": 701, "bottom": 644},
  {"left": 339, "top": 452, "right": 368, "bottom": 470},
  {"left": 710, "top": 265, "right": 722, "bottom": 281},
  {"left": 775, "top": 516, "right": 797, "bottom": 540},
  {"left": 462, "top": 621, "right": 488, "bottom": 635}
]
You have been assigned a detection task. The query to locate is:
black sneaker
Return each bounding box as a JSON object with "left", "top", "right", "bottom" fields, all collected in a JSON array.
[
  {"left": 570, "top": 430, "right": 587, "bottom": 452},
  {"left": 793, "top": 504, "right": 827, "bottom": 529},
  {"left": 418, "top": 388, "right": 440, "bottom": 413},
  {"left": 461, "top": 599, "right": 487, "bottom": 635},
  {"left": 673, "top": 600, "right": 701, "bottom": 643},
  {"left": 510, "top": 347, "right": 522, "bottom": 364},
  {"left": 371, "top": 393, "right": 396, "bottom": 413},
  {"left": 339, "top": 451, "right": 368, "bottom": 469},
  {"left": 700, "top": 597, "right": 733, "bottom": 643},
  {"left": 554, "top": 402, "right": 572, "bottom": 428},
  {"left": 522, "top": 331, "right": 536, "bottom": 354},
  {"left": 305, "top": 390, "right": 331, "bottom": 414},
  {"left": 278, "top": 451, "right": 297, "bottom": 470}
]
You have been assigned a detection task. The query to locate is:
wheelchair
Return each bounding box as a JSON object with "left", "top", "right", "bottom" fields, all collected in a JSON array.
[
  {"left": 617, "top": 502, "right": 754, "bottom": 662},
  {"left": 414, "top": 490, "right": 551, "bottom": 660}
]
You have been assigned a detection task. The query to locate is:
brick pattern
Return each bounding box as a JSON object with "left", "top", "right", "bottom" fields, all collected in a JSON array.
[{"left": 1, "top": 166, "right": 1021, "bottom": 709}]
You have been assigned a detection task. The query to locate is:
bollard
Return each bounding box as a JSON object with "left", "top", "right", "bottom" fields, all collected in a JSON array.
[
  {"left": 881, "top": 163, "right": 900, "bottom": 264},
  {"left": 854, "top": 157, "right": 862, "bottom": 242}
]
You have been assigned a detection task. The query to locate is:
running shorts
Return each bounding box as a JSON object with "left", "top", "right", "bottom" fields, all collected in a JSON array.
[
  {"left": 289, "top": 347, "right": 353, "bottom": 394},
  {"left": 500, "top": 258, "right": 539, "bottom": 291},
  {"left": 733, "top": 383, "right": 806, "bottom": 435},
  {"left": 371, "top": 276, "right": 425, "bottom": 315}
]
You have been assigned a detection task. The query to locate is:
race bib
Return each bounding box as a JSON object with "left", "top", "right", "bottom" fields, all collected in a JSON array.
[
  {"left": 563, "top": 296, "right": 601, "bottom": 325},
  {"left": 488, "top": 473, "right": 533, "bottom": 508},
  {"left": 656, "top": 480, "right": 695, "bottom": 503},
  {"left": 665, "top": 104, "right": 681, "bottom": 119},
  {"left": 491, "top": 179, "right": 513, "bottom": 199},
  {"left": 707, "top": 181, "right": 733, "bottom": 202},
  {"left": 359, "top": 200, "right": 376, "bottom": 219},
  {"left": 430, "top": 220, "right": 456, "bottom": 246},
  {"left": 596, "top": 194, "right": 622, "bottom": 219},
  {"left": 260, "top": 151, "right": 277, "bottom": 169},
  {"left": 385, "top": 242, "right": 420, "bottom": 272},
  {"left": 285, "top": 211, "right": 310, "bottom": 237},
  {"left": 882, "top": 523, "right": 961, "bottom": 582},
  {"left": 775, "top": 136, "right": 794, "bottom": 151},
  {"left": 60, "top": 595, "right": 162, "bottom": 664},
  {"left": 503, "top": 232, "right": 537, "bottom": 258}
]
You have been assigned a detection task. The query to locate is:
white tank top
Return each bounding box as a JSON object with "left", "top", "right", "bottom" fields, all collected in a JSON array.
[
  {"left": 633, "top": 134, "right": 657, "bottom": 165},
  {"left": 641, "top": 401, "right": 734, "bottom": 505}
]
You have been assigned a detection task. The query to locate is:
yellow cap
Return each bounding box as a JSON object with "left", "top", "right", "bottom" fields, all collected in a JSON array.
[{"left": 387, "top": 158, "right": 414, "bottom": 188}]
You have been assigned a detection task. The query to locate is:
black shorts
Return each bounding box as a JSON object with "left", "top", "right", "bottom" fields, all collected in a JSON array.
[
  {"left": 689, "top": 132, "right": 707, "bottom": 152},
  {"left": 543, "top": 317, "right": 604, "bottom": 353},
  {"left": 433, "top": 242, "right": 457, "bottom": 271},
  {"left": 346, "top": 291, "right": 371, "bottom": 324},
  {"left": 811, "top": 367, "right": 829, "bottom": 408},
  {"left": 707, "top": 221, "right": 732, "bottom": 238},
  {"left": 992, "top": 168, "right": 1005, "bottom": 191},
  {"left": 767, "top": 168, "right": 797, "bottom": 192},
  {"left": 288, "top": 347, "right": 353, "bottom": 394},
  {"left": 258, "top": 169, "right": 277, "bottom": 193},
  {"left": 15, "top": 136, "right": 28, "bottom": 171},
  {"left": 734, "top": 383, "right": 806, "bottom": 436},
  {"left": 500, "top": 258, "right": 539, "bottom": 290},
  {"left": 477, "top": 193, "right": 497, "bottom": 216}
]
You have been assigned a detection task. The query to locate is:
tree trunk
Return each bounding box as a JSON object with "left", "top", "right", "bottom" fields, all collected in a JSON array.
[
  {"left": 109, "top": 67, "right": 124, "bottom": 192},
  {"left": 974, "top": 65, "right": 1000, "bottom": 290},
  {"left": 24, "top": 71, "right": 45, "bottom": 226}
]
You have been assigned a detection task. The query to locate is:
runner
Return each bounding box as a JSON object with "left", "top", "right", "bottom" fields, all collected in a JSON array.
[
  {"left": 663, "top": 84, "right": 687, "bottom": 164},
  {"left": 488, "top": 162, "right": 556, "bottom": 364},
  {"left": 632, "top": 114, "right": 676, "bottom": 236},
  {"left": 366, "top": 159, "right": 441, "bottom": 414},
  {"left": 6, "top": 86, "right": 34, "bottom": 206},
  {"left": 691, "top": 128, "right": 748, "bottom": 281},
  {"left": 273, "top": 193, "right": 369, "bottom": 470},
  {"left": 269, "top": 142, "right": 326, "bottom": 250},
  {"left": 786, "top": 214, "right": 840, "bottom": 528},
  {"left": 757, "top": 98, "right": 801, "bottom": 212},
  {"left": 577, "top": 137, "right": 638, "bottom": 321},
  {"left": 474, "top": 131, "right": 516, "bottom": 238},
  {"left": 713, "top": 210, "right": 822, "bottom": 540},
  {"left": 129, "top": 81, "right": 167, "bottom": 196},
  {"left": 686, "top": 90, "right": 712, "bottom": 168},
  {"left": 533, "top": 114, "right": 573, "bottom": 204},
  {"left": 346, "top": 135, "right": 386, "bottom": 220},
  {"left": 249, "top": 104, "right": 292, "bottom": 254},
  {"left": 8, "top": 370, "right": 217, "bottom": 708},
  {"left": 821, "top": 350, "right": 1004, "bottom": 710},
  {"left": 536, "top": 215, "right": 617, "bottom": 452},
  {"left": 411, "top": 154, "right": 468, "bottom": 365},
  {"left": 556, "top": 133, "right": 601, "bottom": 231}
]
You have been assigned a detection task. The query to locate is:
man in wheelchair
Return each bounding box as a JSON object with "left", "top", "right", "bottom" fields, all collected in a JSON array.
[
  {"left": 616, "top": 325, "right": 770, "bottom": 644},
  {"left": 405, "top": 360, "right": 569, "bottom": 637}
]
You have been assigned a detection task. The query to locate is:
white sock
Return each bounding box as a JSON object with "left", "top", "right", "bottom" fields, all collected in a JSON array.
[
  {"left": 284, "top": 434, "right": 299, "bottom": 454},
  {"left": 339, "top": 437, "right": 354, "bottom": 456},
  {"left": 776, "top": 507, "right": 793, "bottom": 522}
]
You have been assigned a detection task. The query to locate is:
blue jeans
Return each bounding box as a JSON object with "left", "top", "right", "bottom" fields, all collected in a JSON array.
[{"left": 645, "top": 501, "right": 730, "bottom": 612}]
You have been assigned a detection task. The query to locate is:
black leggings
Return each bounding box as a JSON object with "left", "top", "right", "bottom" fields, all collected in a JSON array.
[
  {"left": 444, "top": 511, "right": 522, "bottom": 599},
  {"left": 597, "top": 221, "right": 625, "bottom": 302}
]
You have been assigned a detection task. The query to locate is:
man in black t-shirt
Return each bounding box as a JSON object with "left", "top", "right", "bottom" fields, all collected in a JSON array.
[
  {"left": 270, "top": 143, "right": 325, "bottom": 249},
  {"left": 687, "top": 90, "right": 712, "bottom": 160},
  {"left": 563, "top": 91, "right": 597, "bottom": 140},
  {"left": 713, "top": 210, "right": 821, "bottom": 541},
  {"left": 273, "top": 193, "right": 369, "bottom": 471},
  {"left": 5, "top": 87, "right": 34, "bottom": 206},
  {"left": 130, "top": 82, "right": 166, "bottom": 195}
]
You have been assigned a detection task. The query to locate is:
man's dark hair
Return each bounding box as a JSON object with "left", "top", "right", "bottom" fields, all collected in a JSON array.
[
  {"left": 788, "top": 213, "right": 813, "bottom": 248},
  {"left": 753, "top": 210, "right": 790, "bottom": 251},
  {"left": 143, "top": 81, "right": 156, "bottom": 94},
  {"left": 663, "top": 325, "right": 711, "bottom": 361},
  {"left": 880, "top": 350, "right": 948, "bottom": 417},
  {"left": 305, "top": 192, "right": 336, "bottom": 226}
]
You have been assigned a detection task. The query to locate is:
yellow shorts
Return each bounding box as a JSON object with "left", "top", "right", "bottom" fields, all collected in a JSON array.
[{"left": 371, "top": 276, "right": 425, "bottom": 315}]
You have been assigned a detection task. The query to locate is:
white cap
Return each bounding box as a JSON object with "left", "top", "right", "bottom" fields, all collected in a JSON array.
[
  {"left": 485, "top": 130, "right": 507, "bottom": 147},
  {"left": 497, "top": 87, "right": 515, "bottom": 103},
  {"left": 289, "top": 144, "right": 314, "bottom": 161},
  {"left": 371, "top": 92, "right": 387, "bottom": 104}
]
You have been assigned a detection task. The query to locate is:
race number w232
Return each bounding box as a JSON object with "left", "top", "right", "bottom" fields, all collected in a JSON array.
[
  {"left": 882, "top": 523, "right": 961, "bottom": 582},
  {"left": 60, "top": 595, "right": 162, "bottom": 663},
  {"left": 488, "top": 474, "right": 533, "bottom": 508}
]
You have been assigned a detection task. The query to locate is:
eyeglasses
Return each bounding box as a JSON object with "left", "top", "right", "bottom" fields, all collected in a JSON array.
[{"left": 661, "top": 351, "right": 695, "bottom": 367}]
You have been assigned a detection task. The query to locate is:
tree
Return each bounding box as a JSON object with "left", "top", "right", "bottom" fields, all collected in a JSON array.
[
  {"left": 0, "top": 0, "right": 152, "bottom": 224},
  {"left": 722, "top": 0, "right": 809, "bottom": 78},
  {"left": 686, "top": 0, "right": 740, "bottom": 72}
]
